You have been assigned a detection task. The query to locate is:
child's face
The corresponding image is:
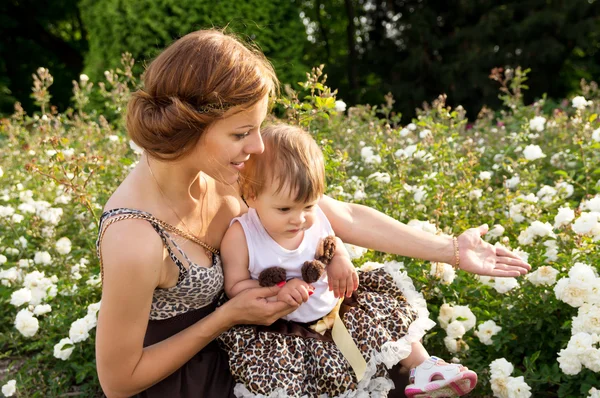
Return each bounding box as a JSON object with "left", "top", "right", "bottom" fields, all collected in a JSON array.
[{"left": 250, "top": 182, "right": 319, "bottom": 242}]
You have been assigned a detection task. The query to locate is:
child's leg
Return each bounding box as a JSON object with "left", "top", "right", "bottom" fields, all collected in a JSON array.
[{"left": 399, "top": 341, "right": 430, "bottom": 371}]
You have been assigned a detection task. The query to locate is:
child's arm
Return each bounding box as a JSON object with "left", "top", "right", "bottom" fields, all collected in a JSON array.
[
  {"left": 326, "top": 237, "right": 359, "bottom": 298},
  {"left": 222, "top": 222, "right": 261, "bottom": 298}
]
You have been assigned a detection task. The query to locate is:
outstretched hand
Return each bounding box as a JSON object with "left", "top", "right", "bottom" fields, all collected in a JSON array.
[{"left": 457, "top": 224, "right": 531, "bottom": 277}]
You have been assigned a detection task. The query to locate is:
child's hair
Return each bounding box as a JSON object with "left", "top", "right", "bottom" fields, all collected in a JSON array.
[
  {"left": 127, "top": 29, "right": 279, "bottom": 161},
  {"left": 241, "top": 124, "right": 325, "bottom": 203}
]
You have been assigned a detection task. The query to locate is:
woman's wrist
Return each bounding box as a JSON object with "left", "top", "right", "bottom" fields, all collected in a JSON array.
[{"left": 213, "top": 303, "right": 238, "bottom": 331}]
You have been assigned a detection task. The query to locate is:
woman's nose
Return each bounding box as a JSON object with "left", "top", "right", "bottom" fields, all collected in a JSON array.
[{"left": 244, "top": 131, "right": 264, "bottom": 155}]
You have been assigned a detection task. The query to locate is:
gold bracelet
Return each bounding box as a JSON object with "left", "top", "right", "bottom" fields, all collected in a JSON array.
[{"left": 452, "top": 237, "right": 460, "bottom": 270}]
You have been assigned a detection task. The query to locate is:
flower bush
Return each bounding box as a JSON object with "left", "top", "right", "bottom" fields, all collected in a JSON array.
[{"left": 1, "top": 60, "right": 599, "bottom": 396}]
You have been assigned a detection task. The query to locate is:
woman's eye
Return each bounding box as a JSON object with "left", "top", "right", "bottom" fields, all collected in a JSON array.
[{"left": 234, "top": 132, "right": 250, "bottom": 140}]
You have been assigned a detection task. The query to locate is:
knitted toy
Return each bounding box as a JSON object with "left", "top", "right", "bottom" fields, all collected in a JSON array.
[{"left": 257, "top": 235, "right": 337, "bottom": 286}]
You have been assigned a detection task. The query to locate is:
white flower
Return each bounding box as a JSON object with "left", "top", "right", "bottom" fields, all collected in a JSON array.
[
  {"left": 419, "top": 129, "right": 432, "bottom": 139},
  {"left": 407, "top": 219, "right": 438, "bottom": 234},
  {"left": 583, "top": 196, "right": 600, "bottom": 212},
  {"left": 344, "top": 244, "right": 368, "bottom": 260},
  {"left": 395, "top": 144, "right": 418, "bottom": 158},
  {"left": 334, "top": 100, "right": 347, "bottom": 112},
  {"left": 589, "top": 387, "right": 600, "bottom": 398},
  {"left": 491, "top": 376, "right": 510, "bottom": 398},
  {"left": 53, "top": 337, "right": 75, "bottom": 360},
  {"left": 69, "top": 318, "right": 90, "bottom": 343},
  {"left": 79, "top": 74, "right": 89, "bottom": 83},
  {"left": 14, "top": 308, "right": 39, "bottom": 337},
  {"left": 479, "top": 171, "right": 492, "bottom": 180},
  {"left": 55, "top": 237, "right": 72, "bottom": 255},
  {"left": 0, "top": 254, "right": 6, "bottom": 264},
  {"left": 368, "top": 172, "right": 391, "bottom": 184},
  {"left": 569, "top": 262, "right": 598, "bottom": 283},
  {"left": 505, "top": 175, "right": 520, "bottom": 189},
  {"left": 10, "top": 287, "right": 31, "bottom": 307},
  {"left": 557, "top": 347, "right": 582, "bottom": 375},
  {"left": 438, "top": 303, "right": 454, "bottom": 328},
  {"left": 129, "top": 140, "right": 144, "bottom": 155},
  {"left": 572, "top": 95, "right": 589, "bottom": 110},
  {"left": 443, "top": 336, "right": 459, "bottom": 353},
  {"left": 593, "top": 128, "right": 600, "bottom": 143},
  {"left": 430, "top": 262, "right": 456, "bottom": 285},
  {"left": 452, "top": 305, "right": 476, "bottom": 331},
  {"left": 572, "top": 212, "right": 600, "bottom": 235},
  {"left": 469, "top": 189, "right": 483, "bottom": 200},
  {"left": 572, "top": 303, "right": 600, "bottom": 334},
  {"left": 0, "top": 166, "right": 3, "bottom": 178},
  {"left": 108, "top": 134, "right": 119, "bottom": 142},
  {"left": 413, "top": 186, "right": 428, "bottom": 203},
  {"left": 486, "top": 224, "right": 505, "bottom": 240},
  {"left": 490, "top": 358, "right": 514, "bottom": 379},
  {"left": 555, "top": 206, "right": 575, "bottom": 228},
  {"left": 446, "top": 320, "right": 466, "bottom": 339},
  {"left": 34, "top": 251, "right": 52, "bottom": 265},
  {"left": 529, "top": 116, "right": 546, "bottom": 132},
  {"left": 554, "top": 278, "right": 589, "bottom": 308},
  {"left": 33, "top": 304, "right": 52, "bottom": 316},
  {"left": 494, "top": 277, "right": 519, "bottom": 294},
  {"left": 474, "top": 320, "right": 502, "bottom": 345},
  {"left": 87, "top": 301, "right": 102, "bottom": 317},
  {"left": 407, "top": 123, "right": 417, "bottom": 131},
  {"left": 1, "top": 380, "right": 16, "bottom": 397},
  {"left": 522, "top": 145, "right": 546, "bottom": 161},
  {"left": 506, "top": 376, "right": 532, "bottom": 398},
  {"left": 526, "top": 266, "right": 559, "bottom": 286}
]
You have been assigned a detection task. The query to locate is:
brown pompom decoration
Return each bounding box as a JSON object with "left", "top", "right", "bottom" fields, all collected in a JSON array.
[
  {"left": 258, "top": 266, "right": 287, "bottom": 287},
  {"left": 315, "top": 235, "right": 337, "bottom": 265},
  {"left": 301, "top": 260, "right": 326, "bottom": 283}
]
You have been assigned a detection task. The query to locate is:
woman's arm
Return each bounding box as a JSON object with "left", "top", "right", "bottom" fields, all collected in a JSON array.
[
  {"left": 319, "top": 195, "right": 530, "bottom": 277},
  {"left": 96, "top": 220, "right": 295, "bottom": 397}
]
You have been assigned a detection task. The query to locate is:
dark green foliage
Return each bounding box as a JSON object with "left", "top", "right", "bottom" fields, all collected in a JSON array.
[
  {"left": 0, "top": 0, "right": 87, "bottom": 114},
  {"left": 79, "top": 0, "right": 308, "bottom": 88},
  {"left": 301, "top": 0, "right": 600, "bottom": 121}
]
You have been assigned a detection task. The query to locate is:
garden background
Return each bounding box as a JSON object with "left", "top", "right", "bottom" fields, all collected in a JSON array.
[{"left": 1, "top": 0, "right": 600, "bottom": 397}]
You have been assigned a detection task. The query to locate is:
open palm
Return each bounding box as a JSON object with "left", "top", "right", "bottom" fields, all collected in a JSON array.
[{"left": 457, "top": 225, "right": 531, "bottom": 277}]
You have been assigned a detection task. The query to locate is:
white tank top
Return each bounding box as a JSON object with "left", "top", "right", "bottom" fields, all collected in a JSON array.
[{"left": 231, "top": 205, "right": 338, "bottom": 322}]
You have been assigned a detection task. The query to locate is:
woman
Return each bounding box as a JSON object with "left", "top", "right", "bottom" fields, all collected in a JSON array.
[{"left": 96, "top": 29, "right": 530, "bottom": 398}]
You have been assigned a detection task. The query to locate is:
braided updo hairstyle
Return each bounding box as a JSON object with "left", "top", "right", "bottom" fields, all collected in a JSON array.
[{"left": 127, "top": 29, "right": 278, "bottom": 161}]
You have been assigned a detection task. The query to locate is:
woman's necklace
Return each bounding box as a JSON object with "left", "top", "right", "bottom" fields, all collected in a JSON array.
[{"left": 146, "top": 156, "right": 219, "bottom": 256}]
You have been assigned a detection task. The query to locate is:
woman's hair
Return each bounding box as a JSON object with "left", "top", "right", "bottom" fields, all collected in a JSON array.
[
  {"left": 127, "top": 29, "right": 279, "bottom": 161},
  {"left": 240, "top": 124, "right": 325, "bottom": 203}
]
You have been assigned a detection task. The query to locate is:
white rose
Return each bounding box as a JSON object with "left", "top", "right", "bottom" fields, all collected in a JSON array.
[
  {"left": 10, "top": 288, "right": 32, "bottom": 307},
  {"left": 529, "top": 116, "right": 546, "bottom": 132},
  {"left": 572, "top": 95, "right": 589, "bottom": 110},
  {"left": 55, "top": 237, "right": 72, "bottom": 255},
  {"left": 572, "top": 303, "right": 600, "bottom": 334},
  {"left": 53, "top": 337, "right": 75, "bottom": 360},
  {"left": 571, "top": 212, "right": 600, "bottom": 235},
  {"left": 479, "top": 171, "right": 492, "bottom": 180},
  {"left": 446, "top": 320, "right": 466, "bottom": 339},
  {"left": 555, "top": 206, "right": 575, "bottom": 228},
  {"left": 474, "top": 320, "right": 502, "bottom": 346},
  {"left": 494, "top": 277, "right": 519, "bottom": 294},
  {"left": 506, "top": 375, "right": 532, "bottom": 398},
  {"left": 443, "top": 336, "right": 459, "bottom": 353},
  {"left": 522, "top": 145, "right": 546, "bottom": 161},
  {"left": 33, "top": 304, "right": 52, "bottom": 316},
  {"left": 14, "top": 309, "right": 39, "bottom": 337},
  {"left": 489, "top": 357, "right": 514, "bottom": 379},
  {"left": 593, "top": 128, "right": 600, "bottom": 143},
  {"left": 334, "top": 100, "right": 347, "bottom": 112},
  {"left": 526, "top": 266, "right": 559, "bottom": 286},
  {"left": 34, "top": 251, "right": 52, "bottom": 265},
  {"left": 69, "top": 318, "right": 90, "bottom": 343},
  {"left": 438, "top": 303, "right": 454, "bottom": 329},
  {"left": 1, "top": 380, "right": 16, "bottom": 397},
  {"left": 344, "top": 244, "right": 368, "bottom": 260},
  {"left": 452, "top": 305, "right": 476, "bottom": 331},
  {"left": 557, "top": 348, "right": 582, "bottom": 375}
]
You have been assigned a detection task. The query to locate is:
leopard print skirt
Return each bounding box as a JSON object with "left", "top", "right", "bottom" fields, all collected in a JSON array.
[{"left": 218, "top": 263, "right": 435, "bottom": 398}]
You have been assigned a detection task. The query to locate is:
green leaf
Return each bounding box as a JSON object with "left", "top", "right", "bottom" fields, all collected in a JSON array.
[{"left": 553, "top": 170, "right": 569, "bottom": 177}]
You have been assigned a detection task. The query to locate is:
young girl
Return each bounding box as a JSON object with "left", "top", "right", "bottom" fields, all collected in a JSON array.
[{"left": 219, "top": 124, "right": 478, "bottom": 398}]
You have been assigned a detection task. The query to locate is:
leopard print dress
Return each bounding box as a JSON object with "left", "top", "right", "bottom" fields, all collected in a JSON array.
[{"left": 218, "top": 262, "right": 436, "bottom": 398}]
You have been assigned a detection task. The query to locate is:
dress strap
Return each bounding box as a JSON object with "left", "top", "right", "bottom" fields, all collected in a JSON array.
[{"left": 96, "top": 208, "right": 197, "bottom": 284}]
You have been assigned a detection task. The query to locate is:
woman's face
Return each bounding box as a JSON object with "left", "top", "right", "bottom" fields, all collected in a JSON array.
[{"left": 193, "top": 95, "right": 269, "bottom": 184}]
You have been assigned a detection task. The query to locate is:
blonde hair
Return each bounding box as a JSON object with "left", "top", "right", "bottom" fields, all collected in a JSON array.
[
  {"left": 127, "top": 29, "right": 279, "bottom": 161},
  {"left": 241, "top": 124, "right": 325, "bottom": 203}
]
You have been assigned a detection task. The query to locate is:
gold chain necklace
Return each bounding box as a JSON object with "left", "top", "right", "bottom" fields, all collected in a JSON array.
[{"left": 146, "top": 156, "right": 219, "bottom": 256}]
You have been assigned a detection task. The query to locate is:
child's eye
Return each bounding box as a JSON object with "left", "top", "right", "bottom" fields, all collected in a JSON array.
[
  {"left": 304, "top": 205, "right": 314, "bottom": 210},
  {"left": 278, "top": 208, "right": 290, "bottom": 212}
]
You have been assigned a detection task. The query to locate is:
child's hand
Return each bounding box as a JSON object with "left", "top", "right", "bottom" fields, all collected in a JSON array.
[
  {"left": 327, "top": 254, "right": 359, "bottom": 298},
  {"left": 277, "top": 278, "right": 314, "bottom": 306}
]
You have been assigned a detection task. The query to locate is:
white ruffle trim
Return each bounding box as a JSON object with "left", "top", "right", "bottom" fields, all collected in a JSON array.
[{"left": 233, "top": 261, "right": 436, "bottom": 398}]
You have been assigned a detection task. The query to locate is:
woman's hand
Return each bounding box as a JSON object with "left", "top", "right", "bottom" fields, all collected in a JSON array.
[
  {"left": 458, "top": 224, "right": 531, "bottom": 277},
  {"left": 220, "top": 285, "right": 301, "bottom": 327}
]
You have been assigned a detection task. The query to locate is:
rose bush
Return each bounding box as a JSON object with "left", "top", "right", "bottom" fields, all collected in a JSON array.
[{"left": 1, "top": 60, "right": 599, "bottom": 396}]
